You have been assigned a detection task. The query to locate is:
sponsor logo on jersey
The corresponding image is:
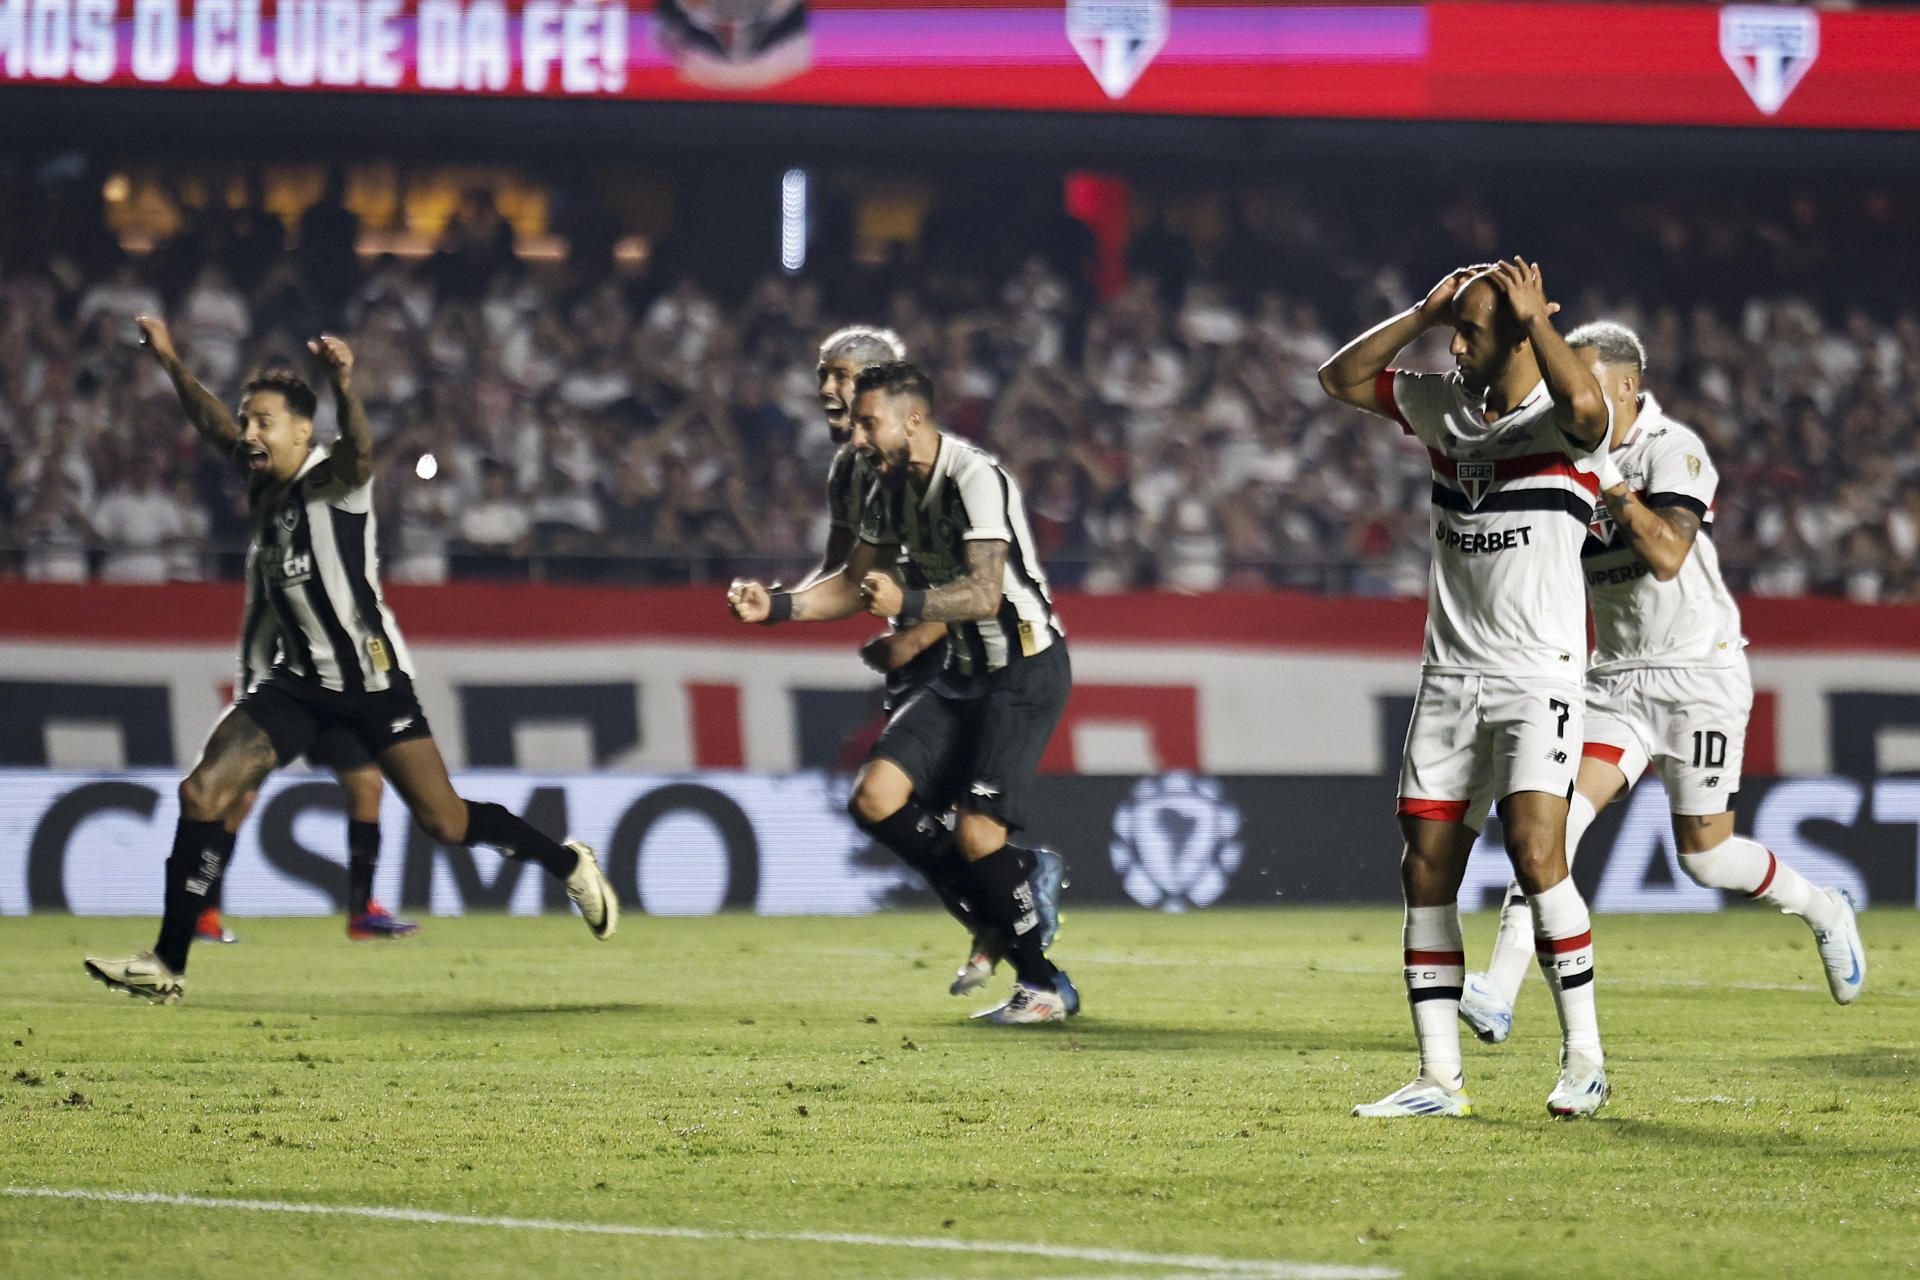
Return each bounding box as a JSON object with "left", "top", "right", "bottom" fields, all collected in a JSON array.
[
  {"left": 1456, "top": 462, "right": 1495, "bottom": 507},
  {"left": 1436, "top": 523, "right": 1533, "bottom": 555},
  {"left": 1720, "top": 6, "right": 1819, "bottom": 116},
  {"left": 1067, "top": 0, "right": 1169, "bottom": 99},
  {"left": 1108, "top": 773, "right": 1243, "bottom": 912}
]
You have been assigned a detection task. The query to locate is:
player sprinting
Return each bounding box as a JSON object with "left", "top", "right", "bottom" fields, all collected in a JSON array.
[
  {"left": 1457, "top": 321, "right": 1867, "bottom": 1042},
  {"left": 85, "top": 322, "right": 617, "bottom": 1004},
  {"left": 1319, "top": 259, "right": 1614, "bottom": 1117},
  {"left": 728, "top": 361, "right": 1076, "bottom": 1023},
  {"left": 197, "top": 390, "right": 417, "bottom": 944},
  {"left": 812, "top": 328, "right": 1065, "bottom": 996}
]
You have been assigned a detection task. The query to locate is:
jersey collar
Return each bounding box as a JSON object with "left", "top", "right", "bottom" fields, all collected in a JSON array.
[
  {"left": 1619, "top": 392, "right": 1664, "bottom": 450},
  {"left": 917, "top": 433, "right": 953, "bottom": 511}
]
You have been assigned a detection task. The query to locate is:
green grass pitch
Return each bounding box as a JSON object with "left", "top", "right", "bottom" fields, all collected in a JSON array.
[{"left": 3, "top": 907, "right": 1917, "bottom": 1279}]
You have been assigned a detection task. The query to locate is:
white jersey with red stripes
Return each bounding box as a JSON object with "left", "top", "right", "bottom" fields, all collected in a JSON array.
[
  {"left": 1377, "top": 369, "right": 1606, "bottom": 676},
  {"left": 1581, "top": 394, "right": 1746, "bottom": 675}
]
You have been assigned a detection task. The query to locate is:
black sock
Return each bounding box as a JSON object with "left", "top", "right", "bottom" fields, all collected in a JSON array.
[
  {"left": 964, "top": 844, "right": 1059, "bottom": 989},
  {"left": 154, "top": 819, "right": 237, "bottom": 974},
  {"left": 851, "top": 798, "right": 982, "bottom": 933},
  {"left": 347, "top": 820, "right": 380, "bottom": 915},
  {"left": 461, "top": 801, "right": 577, "bottom": 879}
]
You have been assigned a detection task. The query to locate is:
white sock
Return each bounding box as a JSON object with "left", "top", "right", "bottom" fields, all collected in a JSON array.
[
  {"left": 1528, "top": 877, "right": 1602, "bottom": 1060},
  {"left": 1485, "top": 791, "right": 1597, "bottom": 1007},
  {"left": 1404, "top": 903, "right": 1465, "bottom": 1089},
  {"left": 1679, "top": 835, "right": 1839, "bottom": 929}
]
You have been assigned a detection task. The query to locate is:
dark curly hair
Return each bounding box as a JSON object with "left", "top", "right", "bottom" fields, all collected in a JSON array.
[{"left": 239, "top": 368, "right": 317, "bottom": 421}]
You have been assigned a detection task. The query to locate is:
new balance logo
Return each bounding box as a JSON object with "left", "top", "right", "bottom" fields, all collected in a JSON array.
[
  {"left": 1548, "top": 749, "right": 1568, "bottom": 765},
  {"left": 1705, "top": 776, "right": 1721, "bottom": 788}
]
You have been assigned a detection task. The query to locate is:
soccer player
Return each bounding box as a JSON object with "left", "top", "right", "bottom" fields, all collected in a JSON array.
[
  {"left": 812, "top": 327, "right": 1063, "bottom": 996},
  {"left": 728, "top": 361, "right": 1076, "bottom": 1023},
  {"left": 1319, "top": 259, "right": 1614, "bottom": 1117},
  {"left": 84, "top": 321, "right": 618, "bottom": 1004},
  {"left": 1457, "top": 321, "right": 1866, "bottom": 1042}
]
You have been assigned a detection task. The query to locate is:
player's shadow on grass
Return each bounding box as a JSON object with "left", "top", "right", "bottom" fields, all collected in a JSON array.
[
  {"left": 1033, "top": 1024, "right": 1407, "bottom": 1055},
  {"left": 1770, "top": 1047, "right": 1919, "bottom": 1081}
]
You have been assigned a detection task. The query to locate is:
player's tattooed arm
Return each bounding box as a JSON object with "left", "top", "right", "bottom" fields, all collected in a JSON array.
[
  {"left": 733, "top": 540, "right": 875, "bottom": 624},
  {"left": 134, "top": 316, "right": 242, "bottom": 457},
  {"left": 918, "top": 539, "right": 1007, "bottom": 623},
  {"left": 1601, "top": 488, "right": 1701, "bottom": 581},
  {"left": 310, "top": 335, "right": 374, "bottom": 488}
]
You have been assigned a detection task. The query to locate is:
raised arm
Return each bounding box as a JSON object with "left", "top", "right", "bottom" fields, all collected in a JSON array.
[
  {"left": 308, "top": 334, "right": 373, "bottom": 488},
  {"left": 135, "top": 316, "right": 242, "bottom": 459},
  {"left": 858, "top": 539, "right": 1005, "bottom": 625},
  {"left": 1485, "top": 259, "right": 1609, "bottom": 448},
  {"left": 1318, "top": 266, "right": 1487, "bottom": 415}
]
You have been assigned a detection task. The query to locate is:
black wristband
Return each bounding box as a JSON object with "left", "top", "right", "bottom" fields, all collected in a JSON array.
[
  {"left": 896, "top": 588, "right": 927, "bottom": 628},
  {"left": 766, "top": 593, "right": 795, "bottom": 624}
]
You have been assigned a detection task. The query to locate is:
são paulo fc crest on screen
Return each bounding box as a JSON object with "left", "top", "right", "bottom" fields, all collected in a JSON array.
[
  {"left": 1720, "top": 6, "right": 1819, "bottom": 116},
  {"left": 1066, "top": 0, "right": 1169, "bottom": 100},
  {"left": 1108, "top": 773, "right": 1244, "bottom": 912}
]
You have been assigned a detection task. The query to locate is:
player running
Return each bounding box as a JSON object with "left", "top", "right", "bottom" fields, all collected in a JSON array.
[
  {"left": 812, "top": 328, "right": 1065, "bottom": 996},
  {"left": 729, "top": 361, "right": 1076, "bottom": 1023},
  {"left": 1457, "top": 321, "right": 1866, "bottom": 1042},
  {"left": 1319, "top": 259, "right": 1614, "bottom": 1117},
  {"left": 84, "top": 322, "right": 617, "bottom": 1004}
]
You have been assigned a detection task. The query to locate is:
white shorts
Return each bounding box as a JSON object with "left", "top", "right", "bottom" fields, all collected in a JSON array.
[
  {"left": 1397, "top": 672, "right": 1585, "bottom": 832},
  {"left": 1583, "top": 656, "right": 1751, "bottom": 816}
]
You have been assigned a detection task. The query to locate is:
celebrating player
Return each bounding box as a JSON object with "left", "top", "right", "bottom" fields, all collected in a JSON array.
[
  {"left": 84, "top": 321, "right": 617, "bottom": 1004},
  {"left": 1319, "top": 259, "right": 1614, "bottom": 1117},
  {"left": 728, "top": 361, "right": 1075, "bottom": 1023},
  {"left": 1457, "top": 321, "right": 1866, "bottom": 1042}
]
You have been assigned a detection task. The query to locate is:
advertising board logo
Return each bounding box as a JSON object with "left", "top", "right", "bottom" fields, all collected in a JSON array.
[
  {"left": 1720, "top": 7, "right": 1819, "bottom": 116},
  {"left": 1066, "top": 0, "right": 1169, "bottom": 100},
  {"left": 1108, "top": 772, "right": 1243, "bottom": 911}
]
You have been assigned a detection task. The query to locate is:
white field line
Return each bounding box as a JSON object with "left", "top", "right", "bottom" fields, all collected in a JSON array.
[{"left": 2, "top": 1187, "right": 1399, "bottom": 1280}]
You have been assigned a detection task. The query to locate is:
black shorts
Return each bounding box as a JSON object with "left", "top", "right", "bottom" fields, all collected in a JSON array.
[
  {"left": 883, "top": 635, "right": 950, "bottom": 713},
  {"left": 235, "top": 670, "right": 433, "bottom": 770},
  {"left": 870, "top": 640, "right": 1070, "bottom": 832}
]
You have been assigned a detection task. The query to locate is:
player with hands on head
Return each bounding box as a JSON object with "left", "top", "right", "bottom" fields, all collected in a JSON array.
[{"left": 1320, "top": 257, "right": 1615, "bottom": 1117}]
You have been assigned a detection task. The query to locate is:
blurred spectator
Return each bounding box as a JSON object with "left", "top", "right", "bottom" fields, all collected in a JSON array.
[{"left": 92, "top": 452, "right": 190, "bottom": 583}]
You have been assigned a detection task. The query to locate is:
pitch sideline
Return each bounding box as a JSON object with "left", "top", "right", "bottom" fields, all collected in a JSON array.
[{"left": 4, "top": 1185, "right": 1399, "bottom": 1280}]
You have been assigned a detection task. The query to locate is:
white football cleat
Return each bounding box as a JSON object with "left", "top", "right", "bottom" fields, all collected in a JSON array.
[
  {"left": 84, "top": 951, "right": 184, "bottom": 1005},
  {"left": 1811, "top": 888, "right": 1866, "bottom": 1005},
  {"left": 1546, "top": 1050, "right": 1610, "bottom": 1118},
  {"left": 1353, "top": 1075, "right": 1472, "bottom": 1118},
  {"left": 1458, "top": 971, "right": 1513, "bottom": 1044},
  {"left": 563, "top": 840, "right": 619, "bottom": 940},
  {"left": 950, "top": 933, "right": 1003, "bottom": 995},
  {"left": 973, "top": 973, "right": 1079, "bottom": 1024}
]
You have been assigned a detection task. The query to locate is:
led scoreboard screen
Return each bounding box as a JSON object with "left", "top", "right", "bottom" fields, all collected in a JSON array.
[{"left": 1, "top": 0, "right": 1919, "bottom": 127}]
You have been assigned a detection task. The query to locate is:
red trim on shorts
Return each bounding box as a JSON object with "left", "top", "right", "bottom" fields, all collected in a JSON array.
[
  {"left": 1397, "top": 797, "right": 1469, "bottom": 823},
  {"left": 1404, "top": 950, "right": 1467, "bottom": 966},
  {"left": 1535, "top": 930, "right": 1594, "bottom": 954},
  {"left": 1583, "top": 742, "right": 1627, "bottom": 766},
  {"left": 1747, "top": 850, "right": 1779, "bottom": 898},
  {"left": 1375, "top": 370, "right": 1413, "bottom": 435}
]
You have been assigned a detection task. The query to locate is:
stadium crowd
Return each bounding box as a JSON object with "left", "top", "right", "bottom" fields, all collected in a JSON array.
[{"left": 2, "top": 166, "right": 1917, "bottom": 600}]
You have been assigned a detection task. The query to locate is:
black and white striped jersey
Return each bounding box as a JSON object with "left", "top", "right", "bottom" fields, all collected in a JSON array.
[
  {"left": 825, "top": 444, "right": 876, "bottom": 532},
  {"left": 245, "top": 446, "right": 415, "bottom": 694},
  {"left": 858, "top": 434, "right": 1063, "bottom": 678}
]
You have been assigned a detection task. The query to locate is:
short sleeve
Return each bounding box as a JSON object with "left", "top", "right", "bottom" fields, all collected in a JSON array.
[
  {"left": 1643, "top": 431, "right": 1718, "bottom": 517},
  {"left": 857, "top": 478, "right": 889, "bottom": 546},
  {"left": 1379, "top": 370, "right": 1458, "bottom": 449},
  {"left": 952, "top": 456, "right": 1013, "bottom": 542}
]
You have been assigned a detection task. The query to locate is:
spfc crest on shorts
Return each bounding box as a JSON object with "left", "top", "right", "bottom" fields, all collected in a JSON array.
[
  {"left": 1066, "top": 0, "right": 1169, "bottom": 99},
  {"left": 1456, "top": 462, "right": 1495, "bottom": 508},
  {"left": 1720, "top": 6, "right": 1819, "bottom": 116}
]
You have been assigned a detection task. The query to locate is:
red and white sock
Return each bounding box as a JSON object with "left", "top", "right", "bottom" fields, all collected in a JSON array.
[
  {"left": 1404, "top": 904, "right": 1466, "bottom": 1089},
  {"left": 1679, "top": 836, "right": 1839, "bottom": 929},
  {"left": 1487, "top": 791, "right": 1598, "bottom": 1006},
  {"left": 1529, "top": 877, "right": 1602, "bottom": 1060}
]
